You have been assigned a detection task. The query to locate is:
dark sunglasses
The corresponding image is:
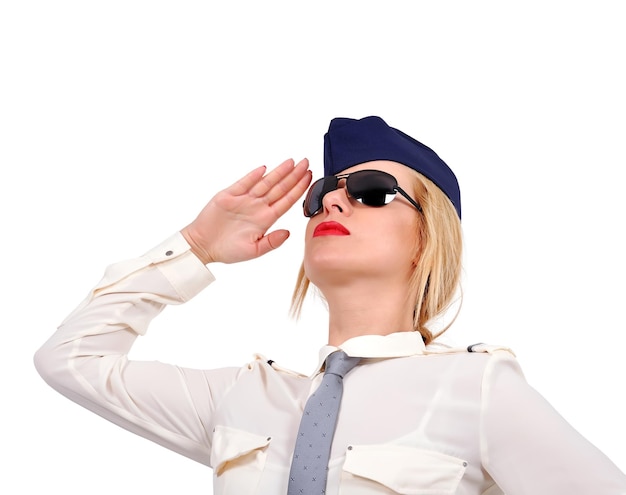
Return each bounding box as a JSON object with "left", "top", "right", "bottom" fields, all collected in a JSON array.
[{"left": 303, "top": 169, "right": 423, "bottom": 218}]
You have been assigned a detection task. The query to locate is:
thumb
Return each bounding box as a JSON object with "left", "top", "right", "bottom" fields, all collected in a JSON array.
[{"left": 257, "top": 229, "right": 290, "bottom": 257}]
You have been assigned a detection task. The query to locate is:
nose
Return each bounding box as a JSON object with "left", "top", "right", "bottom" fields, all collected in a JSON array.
[{"left": 321, "top": 182, "right": 352, "bottom": 216}]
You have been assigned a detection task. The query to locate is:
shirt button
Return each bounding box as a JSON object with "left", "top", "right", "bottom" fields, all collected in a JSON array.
[
  {"left": 347, "top": 446, "right": 353, "bottom": 450},
  {"left": 165, "top": 250, "right": 174, "bottom": 256},
  {"left": 267, "top": 437, "right": 272, "bottom": 441},
  {"left": 463, "top": 462, "right": 468, "bottom": 467}
]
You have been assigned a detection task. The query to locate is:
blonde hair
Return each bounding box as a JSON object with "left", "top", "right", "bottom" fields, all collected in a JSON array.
[{"left": 290, "top": 171, "right": 463, "bottom": 345}]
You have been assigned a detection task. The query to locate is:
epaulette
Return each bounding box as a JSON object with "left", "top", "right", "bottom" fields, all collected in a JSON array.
[
  {"left": 466, "top": 342, "right": 515, "bottom": 356},
  {"left": 424, "top": 342, "right": 515, "bottom": 357}
]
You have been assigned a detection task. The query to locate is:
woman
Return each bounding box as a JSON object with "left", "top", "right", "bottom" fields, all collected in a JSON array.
[{"left": 35, "top": 116, "right": 626, "bottom": 494}]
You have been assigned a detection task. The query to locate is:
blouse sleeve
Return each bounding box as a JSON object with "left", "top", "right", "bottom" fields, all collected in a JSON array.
[
  {"left": 480, "top": 351, "right": 626, "bottom": 494},
  {"left": 34, "top": 232, "right": 241, "bottom": 466}
]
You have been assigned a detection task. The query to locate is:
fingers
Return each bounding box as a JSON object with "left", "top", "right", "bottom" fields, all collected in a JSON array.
[
  {"left": 248, "top": 159, "right": 295, "bottom": 198},
  {"left": 227, "top": 159, "right": 310, "bottom": 204},
  {"left": 257, "top": 229, "right": 290, "bottom": 257},
  {"left": 227, "top": 165, "right": 268, "bottom": 196},
  {"left": 264, "top": 158, "right": 311, "bottom": 205},
  {"left": 226, "top": 158, "right": 311, "bottom": 215},
  {"left": 268, "top": 163, "right": 312, "bottom": 217}
]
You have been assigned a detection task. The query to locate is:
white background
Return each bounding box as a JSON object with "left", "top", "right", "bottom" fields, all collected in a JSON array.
[{"left": 2, "top": 1, "right": 624, "bottom": 493}]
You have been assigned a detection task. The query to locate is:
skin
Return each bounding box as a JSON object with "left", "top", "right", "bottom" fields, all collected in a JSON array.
[
  {"left": 304, "top": 161, "right": 421, "bottom": 345},
  {"left": 181, "top": 159, "right": 420, "bottom": 346},
  {"left": 182, "top": 158, "right": 312, "bottom": 265}
]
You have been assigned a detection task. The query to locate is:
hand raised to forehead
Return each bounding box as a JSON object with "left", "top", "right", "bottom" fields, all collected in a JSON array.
[{"left": 181, "top": 158, "right": 312, "bottom": 265}]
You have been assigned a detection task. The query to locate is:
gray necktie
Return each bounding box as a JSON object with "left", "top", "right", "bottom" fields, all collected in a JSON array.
[{"left": 288, "top": 350, "right": 360, "bottom": 495}]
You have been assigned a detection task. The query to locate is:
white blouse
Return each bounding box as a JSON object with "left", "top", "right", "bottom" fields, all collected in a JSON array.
[{"left": 34, "top": 232, "right": 626, "bottom": 495}]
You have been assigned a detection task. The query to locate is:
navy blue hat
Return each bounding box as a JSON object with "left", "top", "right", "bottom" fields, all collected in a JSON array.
[{"left": 324, "top": 116, "right": 461, "bottom": 218}]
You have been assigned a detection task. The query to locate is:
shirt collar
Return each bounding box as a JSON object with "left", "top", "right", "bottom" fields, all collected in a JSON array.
[{"left": 313, "top": 331, "right": 426, "bottom": 376}]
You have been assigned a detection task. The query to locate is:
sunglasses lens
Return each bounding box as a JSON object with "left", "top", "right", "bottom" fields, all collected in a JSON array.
[
  {"left": 348, "top": 171, "right": 397, "bottom": 207},
  {"left": 303, "top": 177, "right": 335, "bottom": 217},
  {"left": 302, "top": 171, "right": 399, "bottom": 217}
]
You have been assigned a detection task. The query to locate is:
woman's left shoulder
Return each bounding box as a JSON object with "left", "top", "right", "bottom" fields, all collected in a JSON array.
[{"left": 424, "top": 341, "right": 522, "bottom": 386}]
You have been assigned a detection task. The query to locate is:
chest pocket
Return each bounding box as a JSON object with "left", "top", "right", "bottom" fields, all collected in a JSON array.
[
  {"left": 340, "top": 444, "right": 467, "bottom": 495},
  {"left": 210, "top": 425, "right": 271, "bottom": 493}
]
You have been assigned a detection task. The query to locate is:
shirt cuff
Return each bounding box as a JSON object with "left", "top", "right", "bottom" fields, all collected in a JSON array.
[
  {"left": 92, "top": 232, "right": 216, "bottom": 302},
  {"left": 150, "top": 232, "right": 216, "bottom": 302}
]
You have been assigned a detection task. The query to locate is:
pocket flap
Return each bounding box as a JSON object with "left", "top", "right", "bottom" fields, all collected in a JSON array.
[
  {"left": 210, "top": 425, "right": 271, "bottom": 474},
  {"left": 343, "top": 444, "right": 467, "bottom": 494}
]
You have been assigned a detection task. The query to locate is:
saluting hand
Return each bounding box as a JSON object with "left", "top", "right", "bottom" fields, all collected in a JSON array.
[{"left": 181, "top": 158, "right": 312, "bottom": 264}]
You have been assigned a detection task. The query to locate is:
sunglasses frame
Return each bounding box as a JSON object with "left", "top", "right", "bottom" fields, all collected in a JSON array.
[{"left": 303, "top": 169, "right": 423, "bottom": 218}]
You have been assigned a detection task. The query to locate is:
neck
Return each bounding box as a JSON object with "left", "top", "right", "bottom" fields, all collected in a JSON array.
[{"left": 322, "top": 280, "right": 416, "bottom": 346}]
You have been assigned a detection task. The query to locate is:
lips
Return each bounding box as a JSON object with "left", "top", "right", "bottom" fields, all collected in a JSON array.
[{"left": 313, "top": 221, "right": 351, "bottom": 237}]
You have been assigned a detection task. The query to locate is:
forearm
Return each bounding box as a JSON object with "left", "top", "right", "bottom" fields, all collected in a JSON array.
[{"left": 34, "top": 232, "right": 219, "bottom": 463}]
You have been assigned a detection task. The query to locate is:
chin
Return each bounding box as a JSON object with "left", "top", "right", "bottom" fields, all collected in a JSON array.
[{"left": 305, "top": 253, "right": 355, "bottom": 285}]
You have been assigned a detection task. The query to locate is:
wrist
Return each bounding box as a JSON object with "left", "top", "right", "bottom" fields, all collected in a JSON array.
[{"left": 181, "top": 226, "right": 215, "bottom": 265}]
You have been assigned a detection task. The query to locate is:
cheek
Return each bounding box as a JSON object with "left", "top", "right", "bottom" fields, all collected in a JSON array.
[
  {"left": 381, "top": 230, "right": 416, "bottom": 264},
  {"left": 377, "top": 212, "right": 418, "bottom": 247},
  {"left": 378, "top": 217, "right": 421, "bottom": 268}
]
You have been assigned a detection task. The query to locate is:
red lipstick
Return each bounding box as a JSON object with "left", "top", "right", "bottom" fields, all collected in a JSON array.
[{"left": 313, "top": 221, "right": 350, "bottom": 237}]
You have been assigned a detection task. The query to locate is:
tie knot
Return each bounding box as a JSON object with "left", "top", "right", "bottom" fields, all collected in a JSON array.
[{"left": 324, "top": 351, "right": 360, "bottom": 378}]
